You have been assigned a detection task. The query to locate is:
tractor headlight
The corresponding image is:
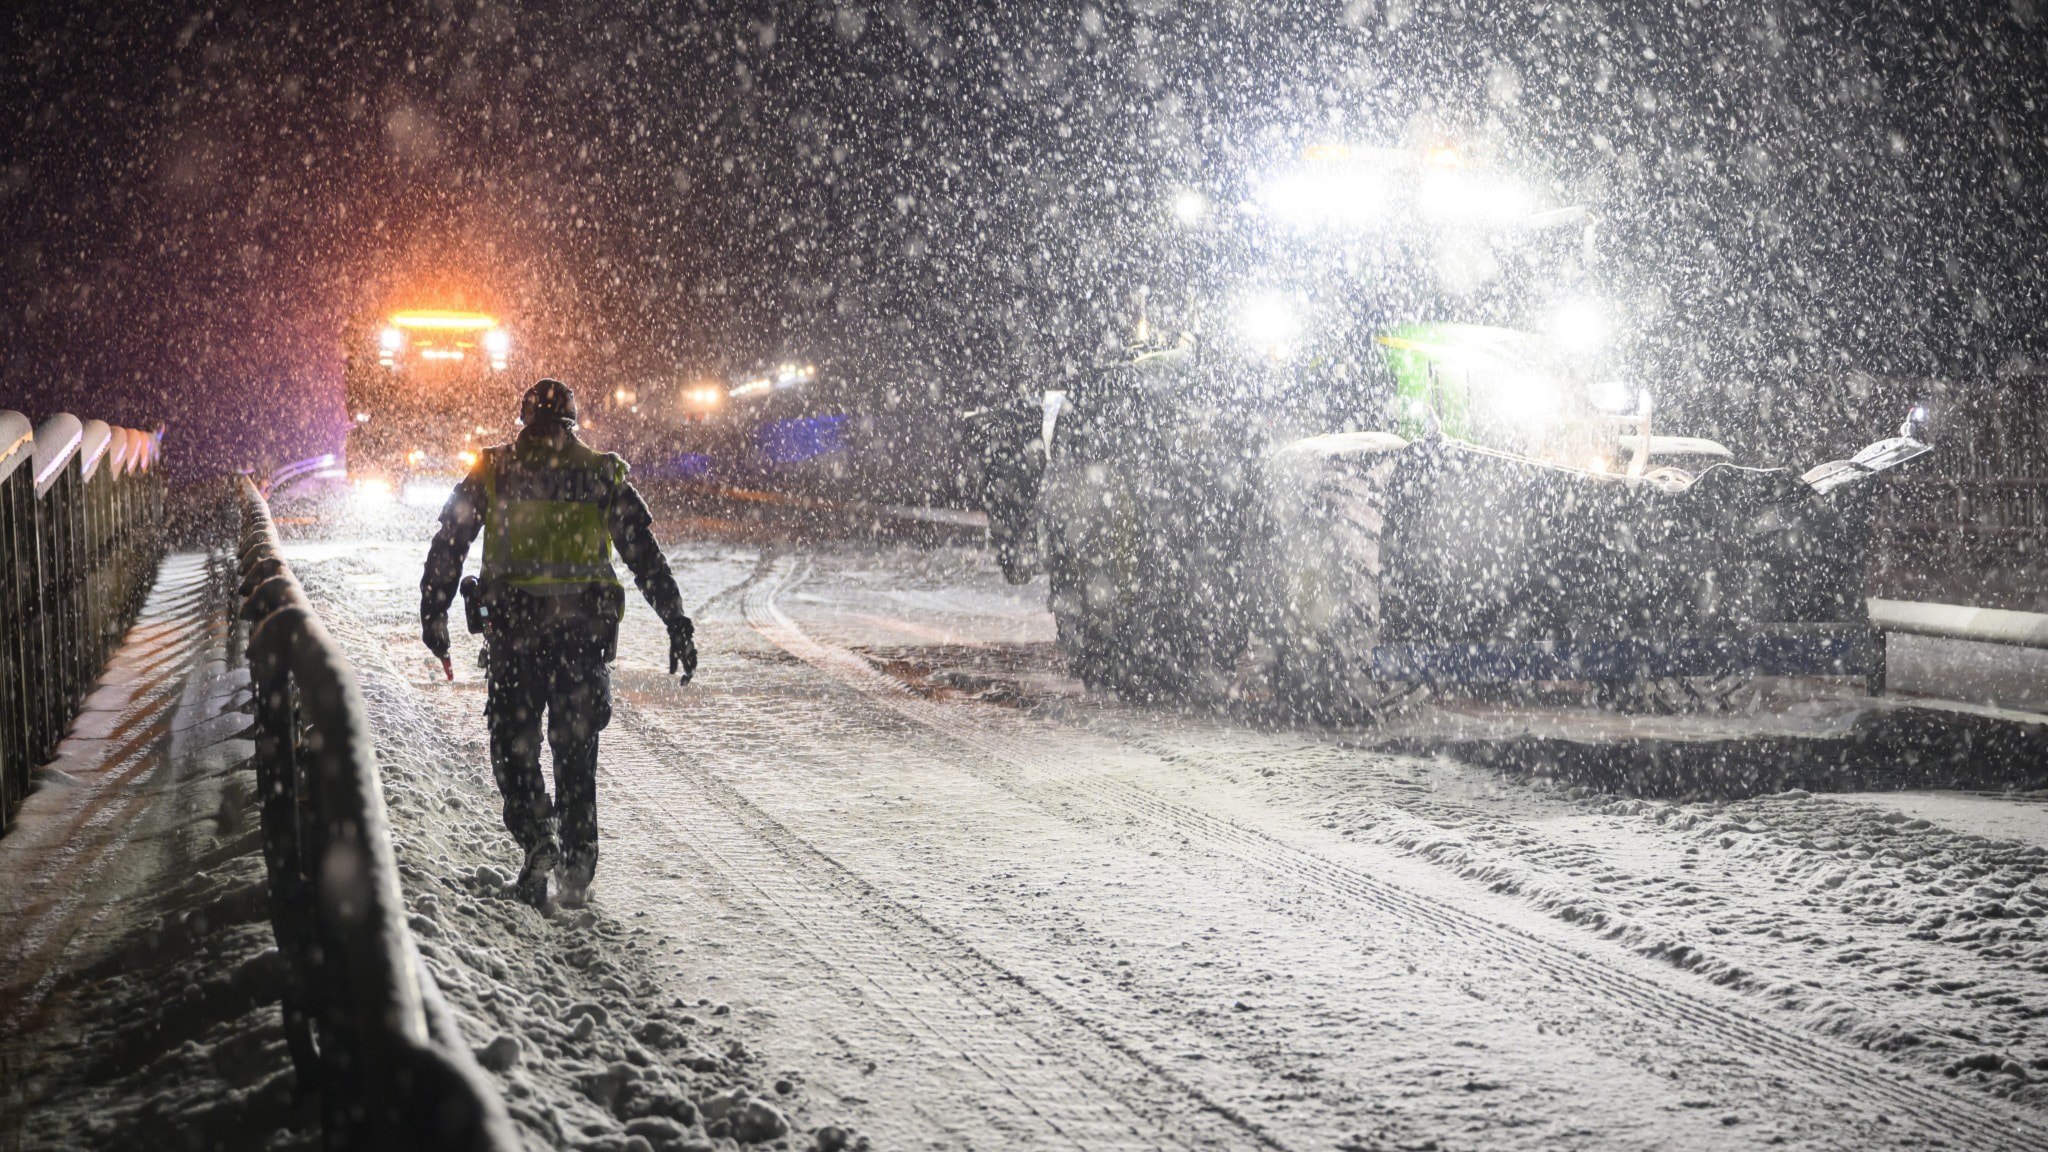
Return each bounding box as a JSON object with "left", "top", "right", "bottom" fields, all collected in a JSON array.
[
  {"left": 1544, "top": 298, "right": 1609, "bottom": 353},
  {"left": 1588, "top": 379, "right": 1640, "bottom": 414},
  {"left": 1233, "top": 291, "right": 1303, "bottom": 360},
  {"left": 379, "top": 326, "right": 404, "bottom": 352},
  {"left": 1486, "top": 373, "right": 1564, "bottom": 429}
]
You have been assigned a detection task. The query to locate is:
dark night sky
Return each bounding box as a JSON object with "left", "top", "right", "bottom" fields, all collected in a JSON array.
[{"left": 4, "top": 0, "right": 2045, "bottom": 474}]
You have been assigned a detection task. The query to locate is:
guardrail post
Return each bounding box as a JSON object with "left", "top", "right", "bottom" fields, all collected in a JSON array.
[
  {"left": 0, "top": 415, "right": 32, "bottom": 825},
  {"left": 243, "top": 591, "right": 322, "bottom": 1096}
]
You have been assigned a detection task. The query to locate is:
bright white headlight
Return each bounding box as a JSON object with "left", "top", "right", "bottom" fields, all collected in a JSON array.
[
  {"left": 483, "top": 329, "right": 510, "bottom": 356},
  {"left": 1588, "top": 379, "right": 1638, "bottom": 413},
  {"left": 1234, "top": 292, "right": 1302, "bottom": 359},
  {"left": 1260, "top": 168, "right": 1384, "bottom": 228},
  {"left": 402, "top": 479, "right": 455, "bottom": 508},
  {"left": 1545, "top": 298, "right": 1609, "bottom": 354}
]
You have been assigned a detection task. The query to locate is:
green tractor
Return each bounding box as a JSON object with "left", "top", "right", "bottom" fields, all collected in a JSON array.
[{"left": 972, "top": 142, "right": 1929, "bottom": 718}]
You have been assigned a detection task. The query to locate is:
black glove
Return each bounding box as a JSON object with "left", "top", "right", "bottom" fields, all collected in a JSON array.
[
  {"left": 668, "top": 618, "right": 698, "bottom": 686},
  {"left": 422, "top": 613, "right": 451, "bottom": 660}
]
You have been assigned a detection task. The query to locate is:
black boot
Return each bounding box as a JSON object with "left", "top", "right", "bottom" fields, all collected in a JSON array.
[
  {"left": 556, "top": 853, "right": 596, "bottom": 909},
  {"left": 514, "top": 839, "right": 560, "bottom": 909}
]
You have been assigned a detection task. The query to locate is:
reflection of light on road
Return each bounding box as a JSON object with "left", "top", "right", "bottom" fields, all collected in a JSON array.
[{"left": 403, "top": 479, "right": 455, "bottom": 508}]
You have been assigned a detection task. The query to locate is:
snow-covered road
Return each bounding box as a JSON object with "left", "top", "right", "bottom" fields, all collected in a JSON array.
[{"left": 279, "top": 516, "right": 2048, "bottom": 1152}]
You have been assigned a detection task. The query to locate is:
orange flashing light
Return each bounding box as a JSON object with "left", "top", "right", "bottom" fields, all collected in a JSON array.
[{"left": 389, "top": 310, "right": 499, "bottom": 332}]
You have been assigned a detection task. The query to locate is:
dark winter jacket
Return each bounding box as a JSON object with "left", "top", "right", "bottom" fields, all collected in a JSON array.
[{"left": 420, "top": 424, "right": 688, "bottom": 632}]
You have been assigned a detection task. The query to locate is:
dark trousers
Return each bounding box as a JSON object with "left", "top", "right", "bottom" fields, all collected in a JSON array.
[{"left": 485, "top": 608, "right": 612, "bottom": 873}]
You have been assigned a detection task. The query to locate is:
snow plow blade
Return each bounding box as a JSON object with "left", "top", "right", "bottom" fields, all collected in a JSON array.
[{"left": 1268, "top": 431, "right": 1927, "bottom": 695}]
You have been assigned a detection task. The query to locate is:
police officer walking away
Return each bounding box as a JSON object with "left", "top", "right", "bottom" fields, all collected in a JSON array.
[{"left": 420, "top": 379, "right": 698, "bottom": 908}]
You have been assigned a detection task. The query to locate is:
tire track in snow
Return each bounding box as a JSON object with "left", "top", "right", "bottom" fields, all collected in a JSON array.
[
  {"left": 605, "top": 547, "right": 1285, "bottom": 1150},
  {"left": 605, "top": 686, "right": 1285, "bottom": 1150},
  {"left": 746, "top": 553, "right": 2048, "bottom": 1152},
  {"left": 636, "top": 551, "right": 1742, "bottom": 1150}
]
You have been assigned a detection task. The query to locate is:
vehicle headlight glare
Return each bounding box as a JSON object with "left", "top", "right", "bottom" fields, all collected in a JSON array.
[
  {"left": 353, "top": 477, "right": 395, "bottom": 509},
  {"left": 1419, "top": 172, "right": 1534, "bottom": 224},
  {"left": 1489, "top": 373, "right": 1564, "bottom": 429},
  {"left": 1588, "top": 379, "right": 1637, "bottom": 413},
  {"left": 402, "top": 479, "right": 455, "bottom": 508},
  {"left": 1234, "top": 292, "right": 1302, "bottom": 359},
  {"left": 1261, "top": 169, "right": 1383, "bottom": 228},
  {"left": 1546, "top": 298, "right": 1609, "bottom": 354}
]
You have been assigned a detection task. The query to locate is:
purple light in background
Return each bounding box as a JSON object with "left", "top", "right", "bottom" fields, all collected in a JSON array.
[{"left": 756, "top": 415, "right": 848, "bottom": 467}]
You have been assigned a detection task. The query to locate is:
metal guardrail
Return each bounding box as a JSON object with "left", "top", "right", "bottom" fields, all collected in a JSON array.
[
  {"left": 235, "top": 476, "right": 516, "bottom": 1151},
  {"left": 1869, "top": 598, "right": 2048, "bottom": 650},
  {"left": 0, "top": 411, "right": 166, "bottom": 832}
]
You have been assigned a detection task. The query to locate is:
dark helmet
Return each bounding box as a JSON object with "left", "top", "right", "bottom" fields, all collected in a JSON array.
[{"left": 519, "top": 379, "right": 577, "bottom": 427}]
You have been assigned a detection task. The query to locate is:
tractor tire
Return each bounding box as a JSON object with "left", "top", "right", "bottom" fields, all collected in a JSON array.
[
  {"left": 1049, "top": 560, "right": 1116, "bottom": 689},
  {"left": 1261, "top": 442, "right": 1403, "bottom": 725},
  {"left": 1046, "top": 498, "right": 1190, "bottom": 703},
  {"left": 1041, "top": 456, "right": 1136, "bottom": 694}
]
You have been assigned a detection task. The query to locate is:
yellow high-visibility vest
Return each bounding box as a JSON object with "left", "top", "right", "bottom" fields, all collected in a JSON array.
[{"left": 478, "top": 438, "right": 626, "bottom": 592}]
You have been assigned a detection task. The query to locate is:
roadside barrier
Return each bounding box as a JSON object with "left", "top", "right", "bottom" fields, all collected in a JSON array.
[
  {"left": 235, "top": 475, "right": 516, "bottom": 1151},
  {"left": 1869, "top": 598, "right": 2048, "bottom": 651},
  {"left": 263, "top": 451, "right": 344, "bottom": 498},
  {"left": 0, "top": 411, "right": 165, "bottom": 831}
]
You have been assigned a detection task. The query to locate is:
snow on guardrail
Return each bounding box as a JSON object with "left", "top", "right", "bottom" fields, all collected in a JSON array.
[
  {"left": 2, "top": 410, "right": 165, "bottom": 833},
  {"left": 235, "top": 475, "right": 518, "bottom": 1152},
  {"left": 1869, "top": 597, "right": 2048, "bottom": 650}
]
